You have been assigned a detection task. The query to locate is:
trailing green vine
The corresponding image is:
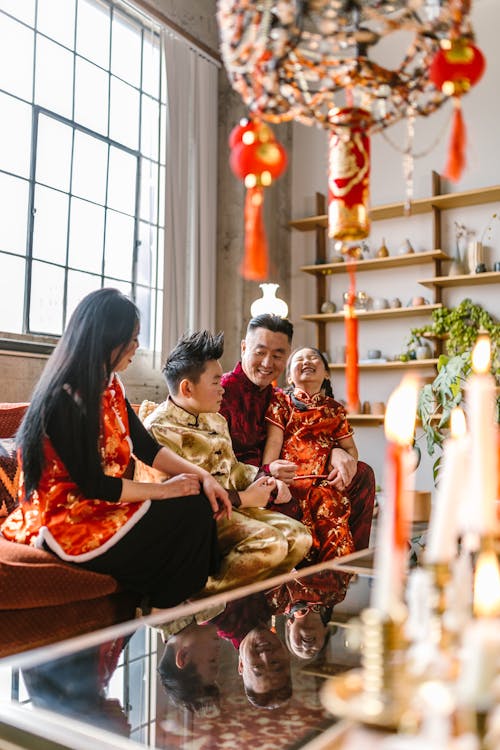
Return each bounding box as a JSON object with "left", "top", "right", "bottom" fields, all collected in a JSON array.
[
  {"left": 405, "top": 299, "right": 500, "bottom": 483},
  {"left": 406, "top": 298, "right": 500, "bottom": 363}
]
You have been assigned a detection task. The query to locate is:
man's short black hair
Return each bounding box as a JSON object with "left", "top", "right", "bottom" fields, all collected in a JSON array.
[
  {"left": 246, "top": 314, "right": 294, "bottom": 343},
  {"left": 163, "top": 330, "right": 224, "bottom": 394}
]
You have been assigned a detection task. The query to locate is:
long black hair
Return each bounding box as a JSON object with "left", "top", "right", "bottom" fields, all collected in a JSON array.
[{"left": 17, "top": 288, "right": 140, "bottom": 497}]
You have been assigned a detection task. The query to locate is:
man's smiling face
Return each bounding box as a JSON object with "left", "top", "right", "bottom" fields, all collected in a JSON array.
[{"left": 241, "top": 327, "right": 291, "bottom": 390}]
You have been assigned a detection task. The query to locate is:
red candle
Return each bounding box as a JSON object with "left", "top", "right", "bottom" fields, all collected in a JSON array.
[
  {"left": 372, "top": 376, "right": 418, "bottom": 617},
  {"left": 344, "top": 261, "right": 359, "bottom": 414}
]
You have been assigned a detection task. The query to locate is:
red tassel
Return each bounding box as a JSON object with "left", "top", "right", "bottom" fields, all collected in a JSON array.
[
  {"left": 443, "top": 99, "right": 467, "bottom": 182},
  {"left": 240, "top": 185, "right": 269, "bottom": 281},
  {"left": 344, "top": 260, "right": 359, "bottom": 414}
]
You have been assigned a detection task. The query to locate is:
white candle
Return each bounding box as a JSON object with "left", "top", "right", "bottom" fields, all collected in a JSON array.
[
  {"left": 457, "top": 549, "right": 500, "bottom": 711},
  {"left": 372, "top": 375, "right": 418, "bottom": 617},
  {"left": 424, "top": 407, "right": 469, "bottom": 564},
  {"left": 466, "top": 336, "right": 498, "bottom": 536}
]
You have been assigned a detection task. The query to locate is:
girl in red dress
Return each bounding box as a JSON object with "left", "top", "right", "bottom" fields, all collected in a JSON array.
[{"left": 263, "top": 347, "right": 355, "bottom": 564}]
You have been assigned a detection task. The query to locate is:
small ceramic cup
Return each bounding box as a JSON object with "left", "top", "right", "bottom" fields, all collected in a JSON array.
[
  {"left": 321, "top": 300, "right": 336, "bottom": 314},
  {"left": 367, "top": 349, "right": 382, "bottom": 359},
  {"left": 371, "top": 297, "right": 389, "bottom": 311}
]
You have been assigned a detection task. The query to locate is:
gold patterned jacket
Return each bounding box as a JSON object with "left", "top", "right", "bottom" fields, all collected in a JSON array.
[{"left": 139, "top": 398, "right": 258, "bottom": 491}]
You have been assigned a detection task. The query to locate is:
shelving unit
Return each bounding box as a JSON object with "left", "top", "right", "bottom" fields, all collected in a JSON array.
[
  {"left": 290, "top": 185, "right": 500, "bottom": 230},
  {"left": 418, "top": 270, "right": 500, "bottom": 289},
  {"left": 329, "top": 358, "right": 438, "bottom": 372},
  {"left": 302, "top": 303, "right": 442, "bottom": 324},
  {"left": 300, "top": 249, "right": 449, "bottom": 276},
  {"left": 290, "top": 176, "right": 500, "bottom": 427}
]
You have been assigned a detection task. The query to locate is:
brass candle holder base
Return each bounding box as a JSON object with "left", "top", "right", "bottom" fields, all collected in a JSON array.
[
  {"left": 423, "top": 561, "right": 456, "bottom": 653},
  {"left": 321, "top": 608, "right": 414, "bottom": 730}
]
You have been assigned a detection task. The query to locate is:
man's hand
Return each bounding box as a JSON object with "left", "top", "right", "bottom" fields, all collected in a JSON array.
[
  {"left": 327, "top": 448, "right": 357, "bottom": 491},
  {"left": 201, "top": 475, "right": 232, "bottom": 520},
  {"left": 269, "top": 459, "right": 297, "bottom": 484}
]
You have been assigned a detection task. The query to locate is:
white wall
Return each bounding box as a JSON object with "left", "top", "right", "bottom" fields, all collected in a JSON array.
[{"left": 289, "top": 0, "right": 500, "bottom": 492}]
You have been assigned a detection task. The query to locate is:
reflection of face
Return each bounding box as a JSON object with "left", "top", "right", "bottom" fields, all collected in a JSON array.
[
  {"left": 187, "top": 360, "right": 224, "bottom": 415},
  {"left": 112, "top": 323, "right": 140, "bottom": 372},
  {"left": 181, "top": 624, "right": 221, "bottom": 684},
  {"left": 287, "top": 610, "right": 327, "bottom": 660},
  {"left": 289, "top": 348, "right": 328, "bottom": 395},
  {"left": 241, "top": 328, "right": 290, "bottom": 390},
  {"left": 238, "top": 626, "right": 290, "bottom": 694}
]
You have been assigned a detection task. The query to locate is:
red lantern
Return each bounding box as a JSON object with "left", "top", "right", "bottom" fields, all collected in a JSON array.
[
  {"left": 430, "top": 39, "right": 486, "bottom": 182},
  {"left": 228, "top": 117, "right": 288, "bottom": 280},
  {"left": 430, "top": 39, "right": 485, "bottom": 96}
]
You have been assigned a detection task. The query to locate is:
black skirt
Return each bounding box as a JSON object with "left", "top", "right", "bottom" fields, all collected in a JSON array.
[{"left": 80, "top": 493, "right": 219, "bottom": 608}]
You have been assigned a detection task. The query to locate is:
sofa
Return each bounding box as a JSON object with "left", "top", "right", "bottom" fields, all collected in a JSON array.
[{"left": 0, "top": 403, "right": 138, "bottom": 658}]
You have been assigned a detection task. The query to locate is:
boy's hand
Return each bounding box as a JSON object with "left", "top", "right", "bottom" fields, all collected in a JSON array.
[
  {"left": 240, "top": 476, "right": 275, "bottom": 507},
  {"left": 269, "top": 459, "right": 297, "bottom": 484}
]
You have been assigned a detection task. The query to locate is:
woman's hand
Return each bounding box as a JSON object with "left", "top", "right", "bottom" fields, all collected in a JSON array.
[
  {"left": 269, "top": 459, "right": 297, "bottom": 484},
  {"left": 155, "top": 473, "right": 202, "bottom": 498},
  {"left": 240, "top": 476, "right": 275, "bottom": 508},
  {"left": 201, "top": 475, "right": 232, "bottom": 520}
]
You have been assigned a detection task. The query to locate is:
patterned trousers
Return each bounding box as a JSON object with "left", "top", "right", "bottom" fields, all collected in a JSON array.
[
  {"left": 346, "top": 461, "right": 376, "bottom": 550},
  {"left": 203, "top": 507, "right": 312, "bottom": 595}
]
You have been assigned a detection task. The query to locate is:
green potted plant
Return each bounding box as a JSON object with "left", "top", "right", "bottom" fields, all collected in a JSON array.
[{"left": 405, "top": 299, "right": 500, "bottom": 481}]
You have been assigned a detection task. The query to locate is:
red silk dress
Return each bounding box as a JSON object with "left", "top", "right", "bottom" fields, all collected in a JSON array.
[
  {"left": 1, "top": 376, "right": 149, "bottom": 561},
  {"left": 266, "top": 388, "right": 354, "bottom": 563}
]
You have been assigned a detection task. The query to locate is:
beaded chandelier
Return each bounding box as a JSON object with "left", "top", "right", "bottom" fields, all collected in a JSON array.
[{"left": 217, "top": 0, "right": 485, "bottom": 241}]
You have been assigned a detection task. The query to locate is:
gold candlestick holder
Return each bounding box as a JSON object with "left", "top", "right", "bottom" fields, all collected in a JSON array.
[
  {"left": 424, "top": 561, "right": 455, "bottom": 651},
  {"left": 321, "top": 607, "right": 413, "bottom": 729}
]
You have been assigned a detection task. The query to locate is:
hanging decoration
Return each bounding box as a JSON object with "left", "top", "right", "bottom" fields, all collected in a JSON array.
[
  {"left": 328, "top": 107, "right": 372, "bottom": 241},
  {"left": 429, "top": 38, "right": 486, "bottom": 181},
  {"left": 228, "top": 117, "right": 288, "bottom": 280}
]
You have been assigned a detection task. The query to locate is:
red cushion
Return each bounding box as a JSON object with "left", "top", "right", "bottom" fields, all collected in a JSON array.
[
  {"left": 0, "top": 536, "right": 119, "bottom": 610},
  {"left": 0, "top": 403, "right": 29, "bottom": 438},
  {"left": 0, "top": 438, "right": 19, "bottom": 517}
]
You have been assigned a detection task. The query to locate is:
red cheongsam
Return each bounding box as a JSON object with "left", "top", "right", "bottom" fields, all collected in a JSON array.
[
  {"left": 1, "top": 376, "right": 149, "bottom": 561},
  {"left": 266, "top": 388, "right": 354, "bottom": 563}
]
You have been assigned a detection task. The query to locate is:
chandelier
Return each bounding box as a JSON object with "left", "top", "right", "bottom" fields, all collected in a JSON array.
[{"left": 218, "top": 0, "right": 485, "bottom": 239}]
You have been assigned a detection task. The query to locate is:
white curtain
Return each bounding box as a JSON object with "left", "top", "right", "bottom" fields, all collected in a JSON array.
[{"left": 161, "top": 30, "right": 219, "bottom": 362}]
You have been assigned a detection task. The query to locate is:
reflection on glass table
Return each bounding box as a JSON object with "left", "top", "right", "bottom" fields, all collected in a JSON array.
[{"left": 0, "top": 562, "right": 372, "bottom": 750}]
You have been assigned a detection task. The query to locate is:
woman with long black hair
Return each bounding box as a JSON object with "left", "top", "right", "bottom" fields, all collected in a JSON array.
[{"left": 1, "top": 288, "right": 231, "bottom": 609}]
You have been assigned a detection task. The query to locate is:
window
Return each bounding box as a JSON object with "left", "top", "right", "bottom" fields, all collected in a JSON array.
[{"left": 0, "top": 0, "right": 165, "bottom": 353}]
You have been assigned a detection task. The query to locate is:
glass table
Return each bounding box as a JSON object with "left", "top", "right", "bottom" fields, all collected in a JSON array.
[{"left": 0, "top": 561, "right": 374, "bottom": 750}]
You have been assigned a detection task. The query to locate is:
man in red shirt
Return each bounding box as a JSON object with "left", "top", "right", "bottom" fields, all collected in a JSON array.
[{"left": 220, "top": 314, "right": 375, "bottom": 550}]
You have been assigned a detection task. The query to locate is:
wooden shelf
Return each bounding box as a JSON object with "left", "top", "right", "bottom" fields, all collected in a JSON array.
[
  {"left": 329, "top": 358, "right": 438, "bottom": 371},
  {"left": 300, "top": 249, "right": 450, "bottom": 276},
  {"left": 347, "top": 414, "right": 385, "bottom": 425},
  {"left": 302, "top": 303, "right": 442, "bottom": 323},
  {"left": 418, "top": 271, "right": 500, "bottom": 289},
  {"left": 290, "top": 185, "right": 500, "bottom": 230}
]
